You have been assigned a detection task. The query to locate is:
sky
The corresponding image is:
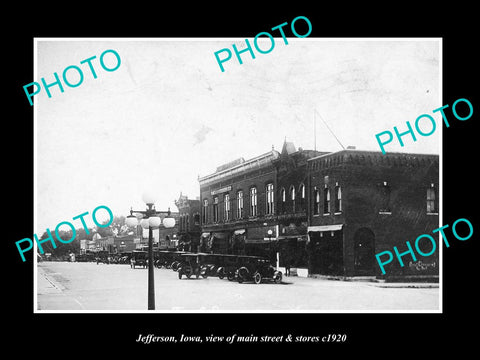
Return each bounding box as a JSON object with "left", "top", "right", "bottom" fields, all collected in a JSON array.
[{"left": 35, "top": 38, "right": 441, "bottom": 234}]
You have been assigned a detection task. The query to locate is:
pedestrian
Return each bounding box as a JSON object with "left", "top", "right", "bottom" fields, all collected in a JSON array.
[{"left": 285, "top": 258, "right": 291, "bottom": 277}]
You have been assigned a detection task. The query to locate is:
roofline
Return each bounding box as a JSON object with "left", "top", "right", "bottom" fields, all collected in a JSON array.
[
  {"left": 307, "top": 149, "right": 439, "bottom": 162},
  {"left": 198, "top": 150, "right": 280, "bottom": 183}
]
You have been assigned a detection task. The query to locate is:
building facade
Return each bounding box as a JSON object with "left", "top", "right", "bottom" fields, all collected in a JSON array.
[
  {"left": 307, "top": 149, "right": 439, "bottom": 279},
  {"left": 175, "top": 192, "right": 201, "bottom": 251},
  {"left": 199, "top": 150, "right": 280, "bottom": 260},
  {"left": 198, "top": 142, "right": 439, "bottom": 280}
]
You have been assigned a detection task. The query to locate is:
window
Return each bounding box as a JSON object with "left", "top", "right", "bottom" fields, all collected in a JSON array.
[
  {"left": 313, "top": 188, "right": 320, "bottom": 215},
  {"left": 280, "top": 187, "right": 286, "bottom": 213},
  {"left": 299, "top": 183, "right": 305, "bottom": 210},
  {"left": 290, "top": 186, "right": 295, "bottom": 213},
  {"left": 237, "top": 190, "right": 244, "bottom": 219},
  {"left": 186, "top": 214, "right": 190, "bottom": 230},
  {"left": 266, "top": 183, "right": 274, "bottom": 215},
  {"left": 334, "top": 183, "right": 342, "bottom": 213},
  {"left": 379, "top": 181, "right": 391, "bottom": 213},
  {"left": 250, "top": 187, "right": 257, "bottom": 216},
  {"left": 323, "top": 186, "right": 330, "bottom": 214},
  {"left": 213, "top": 196, "right": 219, "bottom": 222},
  {"left": 224, "top": 194, "right": 230, "bottom": 221},
  {"left": 202, "top": 199, "right": 208, "bottom": 224},
  {"left": 194, "top": 213, "right": 200, "bottom": 225},
  {"left": 427, "top": 184, "right": 437, "bottom": 214}
]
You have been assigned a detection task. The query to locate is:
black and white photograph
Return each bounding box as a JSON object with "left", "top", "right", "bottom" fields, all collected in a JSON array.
[
  {"left": 33, "top": 37, "right": 441, "bottom": 313},
  {"left": 6, "top": 6, "right": 479, "bottom": 354}
]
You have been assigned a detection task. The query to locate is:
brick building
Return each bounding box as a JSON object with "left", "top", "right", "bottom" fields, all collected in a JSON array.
[
  {"left": 306, "top": 149, "right": 439, "bottom": 279},
  {"left": 198, "top": 141, "right": 439, "bottom": 280},
  {"left": 199, "top": 150, "right": 280, "bottom": 259},
  {"left": 175, "top": 192, "right": 201, "bottom": 251},
  {"left": 272, "top": 141, "right": 327, "bottom": 275}
]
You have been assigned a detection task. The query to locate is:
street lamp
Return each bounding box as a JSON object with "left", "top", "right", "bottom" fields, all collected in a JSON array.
[{"left": 125, "top": 193, "right": 175, "bottom": 310}]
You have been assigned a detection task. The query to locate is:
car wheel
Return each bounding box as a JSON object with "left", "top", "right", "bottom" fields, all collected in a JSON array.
[
  {"left": 254, "top": 272, "right": 262, "bottom": 284},
  {"left": 178, "top": 270, "right": 182, "bottom": 279},
  {"left": 274, "top": 271, "right": 282, "bottom": 284},
  {"left": 227, "top": 272, "right": 235, "bottom": 281}
]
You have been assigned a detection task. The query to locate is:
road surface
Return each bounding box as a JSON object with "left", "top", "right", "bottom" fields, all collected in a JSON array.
[{"left": 36, "top": 261, "right": 439, "bottom": 312}]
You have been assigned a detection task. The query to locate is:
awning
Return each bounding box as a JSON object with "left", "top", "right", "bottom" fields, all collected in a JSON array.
[
  {"left": 307, "top": 224, "right": 343, "bottom": 232},
  {"left": 277, "top": 235, "right": 308, "bottom": 241},
  {"left": 212, "top": 232, "right": 228, "bottom": 239},
  {"left": 234, "top": 229, "right": 246, "bottom": 235}
]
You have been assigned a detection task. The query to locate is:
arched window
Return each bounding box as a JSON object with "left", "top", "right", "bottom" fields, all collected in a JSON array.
[
  {"left": 299, "top": 183, "right": 306, "bottom": 210},
  {"left": 266, "top": 183, "right": 274, "bottom": 215},
  {"left": 379, "top": 181, "right": 391, "bottom": 213},
  {"left": 250, "top": 187, "right": 257, "bottom": 216},
  {"left": 323, "top": 186, "right": 330, "bottom": 214},
  {"left": 290, "top": 185, "right": 295, "bottom": 213},
  {"left": 224, "top": 193, "right": 230, "bottom": 221},
  {"left": 334, "top": 183, "right": 342, "bottom": 213},
  {"left": 280, "top": 187, "right": 286, "bottom": 213},
  {"left": 213, "top": 196, "right": 219, "bottom": 222},
  {"left": 313, "top": 187, "right": 320, "bottom": 215},
  {"left": 237, "top": 190, "right": 244, "bottom": 219}
]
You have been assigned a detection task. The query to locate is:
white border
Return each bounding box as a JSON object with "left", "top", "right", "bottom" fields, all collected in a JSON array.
[{"left": 33, "top": 37, "right": 442, "bottom": 314}]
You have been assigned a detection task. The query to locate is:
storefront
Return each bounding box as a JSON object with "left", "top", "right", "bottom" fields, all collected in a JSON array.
[
  {"left": 277, "top": 235, "right": 309, "bottom": 277},
  {"left": 232, "top": 229, "right": 246, "bottom": 254},
  {"left": 307, "top": 224, "right": 344, "bottom": 276}
]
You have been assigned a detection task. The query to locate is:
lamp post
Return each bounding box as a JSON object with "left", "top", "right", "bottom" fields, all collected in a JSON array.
[{"left": 125, "top": 192, "right": 175, "bottom": 310}]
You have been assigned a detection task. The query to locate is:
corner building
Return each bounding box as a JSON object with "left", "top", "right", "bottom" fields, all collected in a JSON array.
[
  {"left": 307, "top": 149, "right": 439, "bottom": 279},
  {"left": 198, "top": 142, "right": 439, "bottom": 280}
]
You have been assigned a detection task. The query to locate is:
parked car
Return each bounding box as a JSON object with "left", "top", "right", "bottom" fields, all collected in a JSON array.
[
  {"left": 178, "top": 253, "right": 203, "bottom": 279},
  {"left": 216, "top": 254, "right": 241, "bottom": 281},
  {"left": 130, "top": 250, "right": 148, "bottom": 269},
  {"left": 236, "top": 256, "right": 282, "bottom": 284},
  {"left": 198, "top": 253, "right": 223, "bottom": 278}
]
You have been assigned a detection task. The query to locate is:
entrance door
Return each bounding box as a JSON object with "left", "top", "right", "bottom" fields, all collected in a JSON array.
[
  {"left": 308, "top": 230, "right": 344, "bottom": 275},
  {"left": 353, "top": 228, "right": 375, "bottom": 275}
]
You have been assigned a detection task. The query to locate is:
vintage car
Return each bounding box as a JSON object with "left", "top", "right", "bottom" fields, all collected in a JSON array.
[
  {"left": 216, "top": 254, "right": 242, "bottom": 281},
  {"left": 130, "top": 250, "right": 148, "bottom": 269},
  {"left": 198, "top": 253, "right": 224, "bottom": 278},
  {"left": 235, "top": 256, "right": 282, "bottom": 284},
  {"left": 155, "top": 251, "right": 189, "bottom": 270},
  {"left": 96, "top": 250, "right": 111, "bottom": 265},
  {"left": 178, "top": 253, "right": 204, "bottom": 279}
]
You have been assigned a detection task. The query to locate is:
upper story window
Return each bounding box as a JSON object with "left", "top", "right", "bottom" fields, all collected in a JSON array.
[
  {"left": 266, "top": 183, "right": 274, "bottom": 215},
  {"left": 427, "top": 183, "right": 438, "bottom": 214},
  {"left": 224, "top": 193, "right": 230, "bottom": 221},
  {"left": 379, "top": 181, "right": 391, "bottom": 213},
  {"left": 313, "top": 187, "right": 320, "bottom": 215},
  {"left": 213, "top": 196, "right": 219, "bottom": 222},
  {"left": 202, "top": 199, "right": 208, "bottom": 224},
  {"left": 250, "top": 187, "right": 257, "bottom": 216},
  {"left": 323, "top": 185, "right": 330, "bottom": 214},
  {"left": 299, "top": 183, "right": 306, "bottom": 210},
  {"left": 237, "top": 190, "right": 244, "bottom": 219},
  {"left": 290, "top": 185, "right": 296, "bottom": 213},
  {"left": 280, "top": 187, "right": 286, "bottom": 213},
  {"left": 334, "top": 183, "right": 342, "bottom": 213},
  {"left": 194, "top": 213, "right": 200, "bottom": 226}
]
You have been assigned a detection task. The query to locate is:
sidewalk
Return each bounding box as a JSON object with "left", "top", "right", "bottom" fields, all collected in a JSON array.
[{"left": 302, "top": 273, "right": 439, "bottom": 288}]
